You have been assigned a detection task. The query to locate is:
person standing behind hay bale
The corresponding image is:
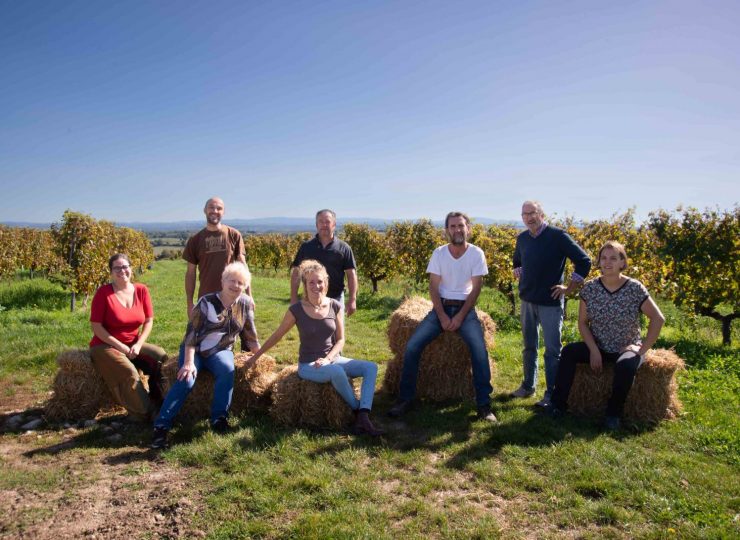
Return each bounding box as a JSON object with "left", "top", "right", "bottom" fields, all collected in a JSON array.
[
  {"left": 184, "top": 197, "right": 251, "bottom": 320},
  {"left": 151, "top": 262, "right": 260, "bottom": 449},
  {"left": 90, "top": 253, "right": 168, "bottom": 422},
  {"left": 546, "top": 241, "right": 665, "bottom": 431},
  {"left": 387, "top": 212, "right": 497, "bottom": 423},
  {"left": 251, "top": 260, "right": 383, "bottom": 436},
  {"left": 290, "top": 209, "right": 358, "bottom": 316},
  {"left": 510, "top": 200, "right": 592, "bottom": 407}
]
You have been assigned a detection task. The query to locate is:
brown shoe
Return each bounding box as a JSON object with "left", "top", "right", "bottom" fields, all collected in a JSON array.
[{"left": 353, "top": 410, "right": 384, "bottom": 437}]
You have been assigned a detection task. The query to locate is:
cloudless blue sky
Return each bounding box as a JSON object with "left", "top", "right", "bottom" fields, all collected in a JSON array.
[{"left": 2, "top": 1, "right": 739, "bottom": 224}]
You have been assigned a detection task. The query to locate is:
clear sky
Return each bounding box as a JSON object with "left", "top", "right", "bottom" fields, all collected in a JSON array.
[{"left": 2, "top": 1, "right": 739, "bottom": 224}]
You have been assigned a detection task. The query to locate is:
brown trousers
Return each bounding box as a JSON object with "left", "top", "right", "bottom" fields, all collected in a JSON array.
[{"left": 90, "top": 343, "right": 168, "bottom": 419}]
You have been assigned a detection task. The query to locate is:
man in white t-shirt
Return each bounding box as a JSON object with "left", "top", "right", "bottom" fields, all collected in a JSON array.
[{"left": 388, "top": 212, "right": 496, "bottom": 422}]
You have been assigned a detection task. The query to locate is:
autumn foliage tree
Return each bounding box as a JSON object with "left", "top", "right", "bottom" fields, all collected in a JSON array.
[
  {"left": 648, "top": 206, "right": 739, "bottom": 345},
  {"left": 51, "top": 210, "right": 154, "bottom": 311},
  {"left": 386, "top": 219, "right": 444, "bottom": 285},
  {"left": 342, "top": 223, "right": 396, "bottom": 293}
]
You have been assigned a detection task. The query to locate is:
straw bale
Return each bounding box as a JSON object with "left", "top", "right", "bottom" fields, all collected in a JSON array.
[
  {"left": 230, "top": 353, "right": 279, "bottom": 412},
  {"left": 45, "top": 349, "right": 134, "bottom": 421},
  {"left": 382, "top": 297, "right": 497, "bottom": 402},
  {"left": 160, "top": 352, "right": 279, "bottom": 421},
  {"left": 567, "top": 348, "right": 685, "bottom": 423},
  {"left": 387, "top": 296, "right": 496, "bottom": 356},
  {"left": 269, "top": 365, "right": 356, "bottom": 429}
]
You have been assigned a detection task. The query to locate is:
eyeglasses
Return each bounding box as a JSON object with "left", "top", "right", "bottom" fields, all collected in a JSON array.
[{"left": 112, "top": 265, "right": 131, "bottom": 272}]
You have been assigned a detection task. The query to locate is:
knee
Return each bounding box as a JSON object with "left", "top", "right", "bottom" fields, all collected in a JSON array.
[{"left": 364, "top": 361, "right": 378, "bottom": 378}]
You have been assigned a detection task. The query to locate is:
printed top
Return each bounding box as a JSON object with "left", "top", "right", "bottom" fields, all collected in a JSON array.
[
  {"left": 183, "top": 292, "right": 259, "bottom": 357},
  {"left": 580, "top": 277, "right": 650, "bottom": 353}
]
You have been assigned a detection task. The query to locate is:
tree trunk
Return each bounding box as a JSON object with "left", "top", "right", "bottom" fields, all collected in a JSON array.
[
  {"left": 371, "top": 278, "right": 379, "bottom": 294},
  {"left": 721, "top": 316, "right": 733, "bottom": 346},
  {"left": 70, "top": 291, "right": 76, "bottom": 312}
]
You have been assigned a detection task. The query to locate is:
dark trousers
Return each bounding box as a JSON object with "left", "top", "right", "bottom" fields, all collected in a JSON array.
[{"left": 551, "top": 342, "right": 642, "bottom": 417}]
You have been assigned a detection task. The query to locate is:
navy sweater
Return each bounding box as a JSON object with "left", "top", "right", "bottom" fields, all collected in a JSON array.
[{"left": 513, "top": 226, "right": 591, "bottom": 306}]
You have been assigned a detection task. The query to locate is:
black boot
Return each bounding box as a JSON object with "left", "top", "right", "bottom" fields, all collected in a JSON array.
[{"left": 354, "top": 410, "right": 384, "bottom": 436}]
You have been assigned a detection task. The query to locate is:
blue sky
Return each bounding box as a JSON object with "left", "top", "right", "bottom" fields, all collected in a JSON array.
[{"left": 2, "top": 1, "right": 739, "bottom": 224}]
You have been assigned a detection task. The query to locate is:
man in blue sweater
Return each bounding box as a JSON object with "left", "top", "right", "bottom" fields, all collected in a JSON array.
[{"left": 511, "top": 201, "right": 591, "bottom": 406}]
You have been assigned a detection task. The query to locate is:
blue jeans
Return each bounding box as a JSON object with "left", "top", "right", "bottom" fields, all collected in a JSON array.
[
  {"left": 154, "top": 345, "right": 235, "bottom": 429},
  {"left": 298, "top": 356, "right": 378, "bottom": 410},
  {"left": 399, "top": 306, "right": 492, "bottom": 408},
  {"left": 520, "top": 300, "right": 563, "bottom": 399}
]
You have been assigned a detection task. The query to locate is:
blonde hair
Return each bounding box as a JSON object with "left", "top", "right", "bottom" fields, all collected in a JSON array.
[
  {"left": 221, "top": 262, "right": 251, "bottom": 288},
  {"left": 597, "top": 241, "right": 628, "bottom": 271},
  {"left": 298, "top": 259, "right": 329, "bottom": 299}
]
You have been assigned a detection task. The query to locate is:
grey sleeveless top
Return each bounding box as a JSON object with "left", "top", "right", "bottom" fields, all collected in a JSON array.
[{"left": 289, "top": 299, "right": 341, "bottom": 363}]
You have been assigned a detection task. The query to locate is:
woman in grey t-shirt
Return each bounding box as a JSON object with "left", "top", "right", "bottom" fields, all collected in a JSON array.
[
  {"left": 548, "top": 241, "right": 665, "bottom": 430},
  {"left": 250, "top": 260, "right": 383, "bottom": 436}
]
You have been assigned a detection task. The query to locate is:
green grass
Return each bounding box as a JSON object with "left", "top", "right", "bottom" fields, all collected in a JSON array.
[{"left": 1, "top": 260, "right": 739, "bottom": 538}]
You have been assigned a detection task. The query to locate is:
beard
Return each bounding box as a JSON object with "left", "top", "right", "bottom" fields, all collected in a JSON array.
[{"left": 451, "top": 233, "right": 466, "bottom": 245}]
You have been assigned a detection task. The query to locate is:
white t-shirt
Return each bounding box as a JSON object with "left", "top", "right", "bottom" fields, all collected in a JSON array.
[{"left": 426, "top": 244, "right": 488, "bottom": 300}]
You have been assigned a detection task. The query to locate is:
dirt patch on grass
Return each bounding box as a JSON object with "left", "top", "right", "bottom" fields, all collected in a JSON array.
[{"left": 0, "top": 435, "right": 206, "bottom": 539}]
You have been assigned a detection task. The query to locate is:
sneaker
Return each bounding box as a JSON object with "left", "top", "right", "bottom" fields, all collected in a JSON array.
[
  {"left": 150, "top": 427, "right": 169, "bottom": 449},
  {"left": 604, "top": 416, "right": 621, "bottom": 431},
  {"left": 534, "top": 397, "right": 551, "bottom": 408},
  {"left": 211, "top": 417, "right": 230, "bottom": 434},
  {"left": 476, "top": 405, "right": 498, "bottom": 423},
  {"left": 387, "top": 400, "right": 413, "bottom": 418},
  {"left": 510, "top": 387, "right": 535, "bottom": 398}
]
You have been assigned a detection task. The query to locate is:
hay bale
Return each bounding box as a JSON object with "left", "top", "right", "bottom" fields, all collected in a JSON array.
[
  {"left": 567, "top": 348, "right": 685, "bottom": 423},
  {"left": 382, "top": 297, "right": 496, "bottom": 402},
  {"left": 230, "top": 353, "right": 278, "bottom": 412},
  {"left": 269, "top": 365, "right": 356, "bottom": 429},
  {"left": 161, "top": 352, "right": 279, "bottom": 421},
  {"left": 387, "top": 296, "right": 495, "bottom": 356},
  {"left": 45, "top": 349, "right": 127, "bottom": 421}
]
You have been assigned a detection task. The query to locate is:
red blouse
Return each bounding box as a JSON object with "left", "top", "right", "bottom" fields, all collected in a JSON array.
[{"left": 89, "top": 283, "right": 154, "bottom": 347}]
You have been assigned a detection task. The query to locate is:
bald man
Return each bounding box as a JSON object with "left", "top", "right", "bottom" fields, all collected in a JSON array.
[{"left": 183, "top": 197, "right": 250, "bottom": 318}]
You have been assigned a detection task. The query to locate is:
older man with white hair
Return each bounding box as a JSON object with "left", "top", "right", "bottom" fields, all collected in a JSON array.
[{"left": 511, "top": 200, "right": 591, "bottom": 407}]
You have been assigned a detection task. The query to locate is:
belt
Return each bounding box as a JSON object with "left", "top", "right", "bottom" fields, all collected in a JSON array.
[{"left": 441, "top": 298, "right": 466, "bottom": 306}]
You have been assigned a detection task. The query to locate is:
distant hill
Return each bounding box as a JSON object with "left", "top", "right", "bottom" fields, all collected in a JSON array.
[{"left": 2, "top": 216, "right": 520, "bottom": 234}]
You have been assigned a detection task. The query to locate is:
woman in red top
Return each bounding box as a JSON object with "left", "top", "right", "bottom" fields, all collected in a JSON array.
[{"left": 90, "top": 253, "right": 167, "bottom": 421}]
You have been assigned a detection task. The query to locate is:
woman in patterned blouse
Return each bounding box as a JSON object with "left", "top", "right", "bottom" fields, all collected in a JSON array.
[
  {"left": 548, "top": 241, "right": 665, "bottom": 430},
  {"left": 151, "top": 262, "right": 260, "bottom": 449}
]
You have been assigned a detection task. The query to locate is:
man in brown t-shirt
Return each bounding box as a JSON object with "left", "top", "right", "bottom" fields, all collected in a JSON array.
[{"left": 183, "top": 197, "right": 250, "bottom": 318}]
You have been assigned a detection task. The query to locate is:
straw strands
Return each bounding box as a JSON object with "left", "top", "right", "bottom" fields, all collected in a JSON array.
[
  {"left": 46, "top": 349, "right": 131, "bottom": 420},
  {"left": 269, "top": 365, "right": 356, "bottom": 429},
  {"left": 383, "top": 296, "right": 496, "bottom": 402},
  {"left": 567, "top": 348, "right": 685, "bottom": 423}
]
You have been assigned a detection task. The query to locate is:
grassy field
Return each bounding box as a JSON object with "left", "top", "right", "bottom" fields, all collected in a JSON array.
[{"left": 1, "top": 259, "right": 738, "bottom": 539}]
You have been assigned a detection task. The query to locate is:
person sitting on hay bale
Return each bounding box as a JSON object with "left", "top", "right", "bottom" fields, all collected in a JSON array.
[
  {"left": 546, "top": 241, "right": 665, "bottom": 430},
  {"left": 251, "top": 260, "right": 384, "bottom": 436},
  {"left": 151, "top": 262, "right": 260, "bottom": 449},
  {"left": 90, "top": 253, "right": 168, "bottom": 423},
  {"left": 387, "top": 211, "right": 497, "bottom": 423}
]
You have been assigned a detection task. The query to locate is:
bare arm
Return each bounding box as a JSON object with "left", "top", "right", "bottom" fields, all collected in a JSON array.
[
  {"left": 91, "top": 322, "right": 131, "bottom": 355},
  {"left": 313, "top": 307, "right": 347, "bottom": 366},
  {"left": 428, "top": 273, "right": 451, "bottom": 330},
  {"left": 289, "top": 266, "right": 301, "bottom": 304},
  {"left": 577, "top": 299, "right": 603, "bottom": 372},
  {"left": 177, "top": 345, "right": 197, "bottom": 381},
  {"left": 636, "top": 297, "right": 665, "bottom": 356},
  {"left": 185, "top": 262, "right": 197, "bottom": 318},
  {"left": 249, "top": 310, "right": 297, "bottom": 364},
  {"left": 345, "top": 268, "right": 358, "bottom": 316}
]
